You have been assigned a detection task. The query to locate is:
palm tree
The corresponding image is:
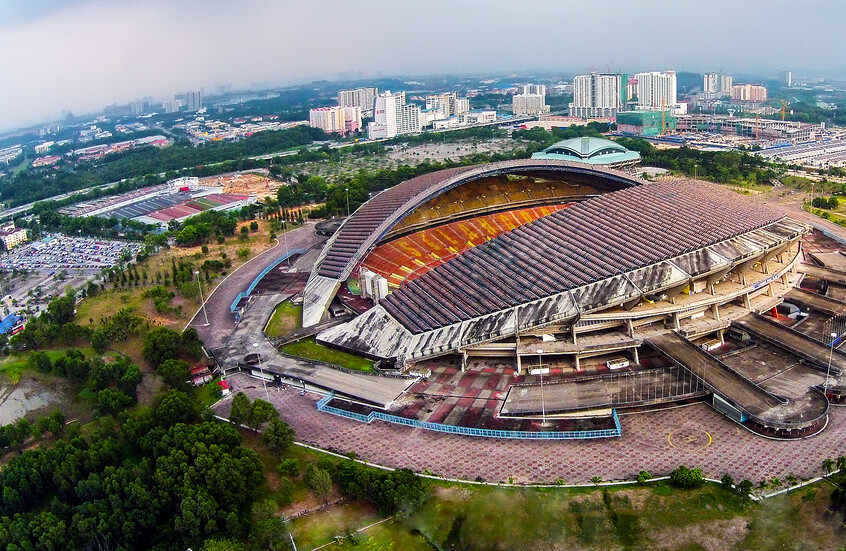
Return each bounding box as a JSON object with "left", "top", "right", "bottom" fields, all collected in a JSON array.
[
  {"left": 837, "top": 456, "right": 846, "bottom": 473},
  {"left": 823, "top": 457, "right": 835, "bottom": 476}
]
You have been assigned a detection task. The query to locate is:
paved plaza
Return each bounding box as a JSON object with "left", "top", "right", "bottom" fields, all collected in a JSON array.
[{"left": 217, "top": 372, "right": 846, "bottom": 486}]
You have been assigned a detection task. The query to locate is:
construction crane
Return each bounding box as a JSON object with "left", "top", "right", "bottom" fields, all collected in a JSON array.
[
  {"left": 782, "top": 101, "right": 787, "bottom": 121},
  {"left": 755, "top": 113, "right": 760, "bottom": 140},
  {"left": 661, "top": 98, "right": 666, "bottom": 136}
]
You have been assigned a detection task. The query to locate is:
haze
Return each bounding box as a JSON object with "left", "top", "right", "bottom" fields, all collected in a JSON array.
[{"left": 2, "top": 0, "right": 845, "bottom": 131}]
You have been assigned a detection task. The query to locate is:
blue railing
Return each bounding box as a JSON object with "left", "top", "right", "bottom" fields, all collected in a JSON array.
[
  {"left": 316, "top": 391, "right": 622, "bottom": 440},
  {"left": 230, "top": 248, "right": 308, "bottom": 314}
]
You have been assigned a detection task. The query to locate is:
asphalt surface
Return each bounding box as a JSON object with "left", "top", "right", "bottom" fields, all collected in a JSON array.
[{"left": 188, "top": 222, "right": 325, "bottom": 349}]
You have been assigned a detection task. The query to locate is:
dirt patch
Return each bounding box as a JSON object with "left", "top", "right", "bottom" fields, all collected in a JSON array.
[
  {"left": 649, "top": 517, "right": 747, "bottom": 550},
  {"left": 0, "top": 373, "right": 76, "bottom": 424}
]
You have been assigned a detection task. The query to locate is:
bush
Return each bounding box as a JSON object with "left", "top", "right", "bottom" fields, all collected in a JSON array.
[
  {"left": 670, "top": 465, "right": 704, "bottom": 489},
  {"left": 721, "top": 473, "right": 735, "bottom": 490},
  {"left": 201, "top": 245, "right": 209, "bottom": 254},
  {"left": 236, "top": 248, "right": 250, "bottom": 260},
  {"left": 738, "top": 479, "right": 753, "bottom": 496},
  {"left": 277, "top": 458, "right": 300, "bottom": 477},
  {"left": 637, "top": 470, "right": 653, "bottom": 484},
  {"left": 249, "top": 221, "right": 258, "bottom": 231}
]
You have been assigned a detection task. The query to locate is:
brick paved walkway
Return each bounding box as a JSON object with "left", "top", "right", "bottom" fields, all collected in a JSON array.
[{"left": 218, "top": 372, "right": 846, "bottom": 485}]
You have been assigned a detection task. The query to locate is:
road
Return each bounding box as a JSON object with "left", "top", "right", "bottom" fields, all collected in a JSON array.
[{"left": 188, "top": 222, "right": 326, "bottom": 349}]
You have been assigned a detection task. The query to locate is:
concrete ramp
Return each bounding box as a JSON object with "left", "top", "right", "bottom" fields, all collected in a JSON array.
[
  {"left": 734, "top": 314, "right": 846, "bottom": 374},
  {"left": 802, "top": 264, "right": 846, "bottom": 286},
  {"left": 648, "top": 332, "right": 784, "bottom": 422},
  {"left": 785, "top": 288, "right": 846, "bottom": 316}
]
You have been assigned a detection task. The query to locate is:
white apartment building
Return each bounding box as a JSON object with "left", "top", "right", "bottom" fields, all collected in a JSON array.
[
  {"left": 425, "top": 92, "right": 471, "bottom": 119},
  {"left": 513, "top": 94, "right": 549, "bottom": 116},
  {"left": 632, "top": 71, "right": 677, "bottom": 109},
  {"left": 367, "top": 91, "right": 422, "bottom": 139},
  {"left": 521, "top": 84, "right": 547, "bottom": 96},
  {"left": 703, "top": 73, "right": 733, "bottom": 96},
  {"left": 338, "top": 87, "right": 378, "bottom": 117},
  {"left": 34, "top": 141, "right": 54, "bottom": 154},
  {"left": 569, "top": 73, "right": 622, "bottom": 118}
]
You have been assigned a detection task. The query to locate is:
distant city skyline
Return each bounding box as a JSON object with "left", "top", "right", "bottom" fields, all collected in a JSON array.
[{"left": 2, "top": 0, "right": 846, "bottom": 131}]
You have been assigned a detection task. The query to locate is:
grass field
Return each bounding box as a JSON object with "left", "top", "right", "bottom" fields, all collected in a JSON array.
[
  {"left": 280, "top": 337, "right": 373, "bottom": 371},
  {"left": 0, "top": 347, "right": 99, "bottom": 383},
  {"left": 287, "top": 475, "right": 846, "bottom": 551},
  {"left": 264, "top": 302, "right": 302, "bottom": 338}
]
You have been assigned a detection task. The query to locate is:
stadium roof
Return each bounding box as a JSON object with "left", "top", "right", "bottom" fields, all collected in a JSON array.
[
  {"left": 302, "top": 159, "right": 643, "bottom": 326},
  {"left": 380, "top": 179, "right": 782, "bottom": 333},
  {"left": 318, "top": 180, "right": 807, "bottom": 361},
  {"left": 531, "top": 137, "right": 640, "bottom": 166}
]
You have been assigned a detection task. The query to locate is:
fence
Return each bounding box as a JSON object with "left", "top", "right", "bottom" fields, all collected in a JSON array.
[
  {"left": 316, "top": 392, "right": 622, "bottom": 440},
  {"left": 230, "top": 248, "right": 308, "bottom": 315}
]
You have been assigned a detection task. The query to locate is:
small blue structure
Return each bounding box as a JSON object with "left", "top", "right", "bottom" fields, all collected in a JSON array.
[{"left": 0, "top": 314, "right": 22, "bottom": 335}]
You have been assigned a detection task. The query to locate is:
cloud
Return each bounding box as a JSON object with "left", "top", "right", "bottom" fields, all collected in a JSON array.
[{"left": 2, "top": 0, "right": 846, "bottom": 131}]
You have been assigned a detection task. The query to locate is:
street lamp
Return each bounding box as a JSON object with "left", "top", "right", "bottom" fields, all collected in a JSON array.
[
  {"left": 194, "top": 271, "right": 209, "bottom": 326},
  {"left": 810, "top": 182, "right": 815, "bottom": 224},
  {"left": 826, "top": 331, "right": 838, "bottom": 396},
  {"left": 537, "top": 348, "right": 546, "bottom": 425},
  {"left": 345, "top": 187, "right": 350, "bottom": 218},
  {"left": 252, "top": 342, "right": 270, "bottom": 401},
  {"left": 280, "top": 219, "right": 290, "bottom": 267},
  {"left": 694, "top": 164, "right": 698, "bottom": 180}
]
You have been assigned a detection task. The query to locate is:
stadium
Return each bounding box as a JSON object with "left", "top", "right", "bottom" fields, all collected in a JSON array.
[{"left": 266, "top": 138, "right": 846, "bottom": 440}]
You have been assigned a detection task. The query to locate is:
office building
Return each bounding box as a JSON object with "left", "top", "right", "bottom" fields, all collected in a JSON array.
[
  {"left": 732, "top": 84, "right": 768, "bottom": 102},
  {"left": 632, "top": 71, "right": 677, "bottom": 109},
  {"left": 570, "top": 73, "right": 622, "bottom": 118},
  {"left": 339, "top": 87, "right": 379, "bottom": 117}
]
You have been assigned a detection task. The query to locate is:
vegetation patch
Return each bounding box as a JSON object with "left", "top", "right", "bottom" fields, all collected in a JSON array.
[
  {"left": 280, "top": 337, "right": 373, "bottom": 371},
  {"left": 264, "top": 301, "right": 303, "bottom": 338}
]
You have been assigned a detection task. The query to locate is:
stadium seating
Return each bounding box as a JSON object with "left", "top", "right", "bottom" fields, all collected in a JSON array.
[
  {"left": 389, "top": 176, "right": 597, "bottom": 236},
  {"left": 360, "top": 205, "right": 569, "bottom": 288}
]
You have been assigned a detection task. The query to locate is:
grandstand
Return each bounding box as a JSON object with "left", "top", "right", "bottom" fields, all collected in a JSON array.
[
  {"left": 360, "top": 205, "right": 569, "bottom": 287},
  {"left": 284, "top": 158, "right": 846, "bottom": 437}
]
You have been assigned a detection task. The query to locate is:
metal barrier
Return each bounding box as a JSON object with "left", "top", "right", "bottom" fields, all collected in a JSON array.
[
  {"left": 230, "top": 248, "right": 308, "bottom": 314},
  {"left": 316, "top": 391, "right": 622, "bottom": 440}
]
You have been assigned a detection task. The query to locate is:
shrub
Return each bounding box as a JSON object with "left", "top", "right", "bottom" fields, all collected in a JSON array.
[
  {"left": 738, "top": 479, "right": 753, "bottom": 496},
  {"left": 721, "top": 473, "right": 735, "bottom": 490},
  {"left": 670, "top": 466, "right": 704, "bottom": 489},
  {"left": 237, "top": 248, "right": 250, "bottom": 260},
  {"left": 201, "top": 245, "right": 209, "bottom": 254},
  {"left": 637, "top": 470, "right": 653, "bottom": 484}
]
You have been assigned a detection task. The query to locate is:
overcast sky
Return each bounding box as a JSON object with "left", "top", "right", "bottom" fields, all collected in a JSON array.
[{"left": 2, "top": 0, "right": 845, "bottom": 131}]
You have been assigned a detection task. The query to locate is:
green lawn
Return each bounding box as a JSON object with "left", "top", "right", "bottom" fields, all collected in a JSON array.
[
  {"left": 280, "top": 337, "right": 373, "bottom": 371},
  {"left": 263, "top": 302, "right": 302, "bottom": 338}
]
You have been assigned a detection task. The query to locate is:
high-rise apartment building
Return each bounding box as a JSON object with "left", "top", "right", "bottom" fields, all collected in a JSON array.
[
  {"left": 186, "top": 90, "right": 203, "bottom": 111},
  {"left": 367, "top": 91, "right": 422, "bottom": 139},
  {"left": 425, "top": 92, "right": 471, "bottom": 119},
  {"left": 512, "top": 94, "right": 549, "bottom": 116},
  {"left": 779, "top": 71, "right": 793, "bottom": 87},
  {"left": 521, "top": 84, "right": 547, "bottom": 96},
  {"left": 632, "top": 71, "right": 676, "bottom": 109},
  {"left": 569, "top": 73, "right": 622, "bottom": 118},
  {"left": 309, "top": 106, "right": 349, "bottom": 134},
  {"left": 731, "top": 84, "right": 768, "bottom": 102},
  {"left": 338, "top": 87, "right": 378, "bottom": 117},
  {"left": 703, "top": 73, "right": 733, "bottom": 96}
]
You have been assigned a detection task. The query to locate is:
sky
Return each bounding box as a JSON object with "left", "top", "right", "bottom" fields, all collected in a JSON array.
[{"left": 2, "top": 0, "right": 846, "bottom": 131}]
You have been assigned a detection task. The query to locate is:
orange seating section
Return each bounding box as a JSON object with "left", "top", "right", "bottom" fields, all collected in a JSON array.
[{"left": 361, "top": 205, "right": 569, "bottom": 287}]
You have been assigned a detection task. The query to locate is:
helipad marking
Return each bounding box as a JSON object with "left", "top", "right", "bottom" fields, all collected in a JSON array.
[{"left": 668, "top": 430, "right": 713, "bottom": 449}]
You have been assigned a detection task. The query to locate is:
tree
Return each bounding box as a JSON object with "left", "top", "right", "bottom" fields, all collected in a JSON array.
[
  {"left": 28, "top": 351, "right": 52, "bottom": 373},
  {"left": 142, "top": 327, "right": 181, "bottom": 367},
  {"left": 738, "top": 479, "right": 754, "bottom": 497},
  {"left": 90, "top": 328, "right": 109, "bottom": 353},
  {"left": 155, "top": 389, "right": 199, "bottom": 426},
  {"left": 260, "top": 418, "right": 295, "bottom": 459},
  {"left": 721, "top": 473, "right": 735, "bottom": 490},
  {"left": 249, "top": 220, "right": 258, "bottom": 231},
  {"left": 307, "top": 466, "right": 333, "bottom": 503},
  {"left": 823, "top": 457, "right": 835, "bottom": 476},
  {"left": 157, "top": 358, "right": 191, "bottom": 391},
  {"left": 246, "top": 399, "right": 278, "bottom": 433},
  {"left": 229, "top": 392, "right": 250, "bottom": 426}
]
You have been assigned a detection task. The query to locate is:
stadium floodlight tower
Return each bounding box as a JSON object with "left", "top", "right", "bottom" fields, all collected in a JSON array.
[
  {"left": 535, "top": 348, "right": 546, "bottom": 425},
  {"left": 826, "top": 331, "right": 839, "bottom": 396}
]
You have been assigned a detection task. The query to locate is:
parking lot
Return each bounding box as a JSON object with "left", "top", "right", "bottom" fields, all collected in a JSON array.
[{"left": 0, "top": 234, "right": 140, "bottom": 272}]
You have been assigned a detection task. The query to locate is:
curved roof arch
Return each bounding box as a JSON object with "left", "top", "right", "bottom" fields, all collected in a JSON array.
[
  {"left": 303, "top": 159, "right": 643, "bottom": 326},
  {"left": 531, "top": 137, "right": 641, "bottom": 165}
]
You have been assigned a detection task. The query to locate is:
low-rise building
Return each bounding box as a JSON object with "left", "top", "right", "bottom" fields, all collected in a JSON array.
[{"left": 0, "top": 224, "right": 28, "bottom": 251}]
